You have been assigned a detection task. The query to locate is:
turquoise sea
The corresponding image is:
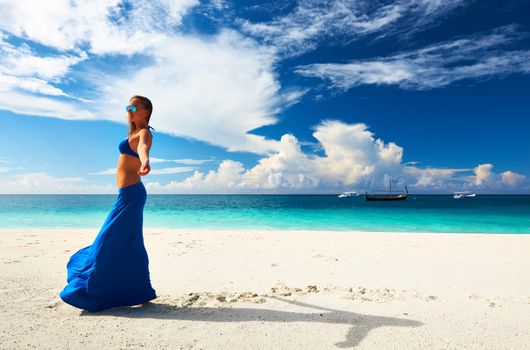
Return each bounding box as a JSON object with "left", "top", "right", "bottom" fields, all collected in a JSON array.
[{"left": 0, "top": 194, "right": 529, "bottom": 233}]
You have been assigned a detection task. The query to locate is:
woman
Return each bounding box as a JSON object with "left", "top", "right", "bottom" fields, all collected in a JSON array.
[{"left": 60, "top": 95, "right": 157, "bottom": 312}]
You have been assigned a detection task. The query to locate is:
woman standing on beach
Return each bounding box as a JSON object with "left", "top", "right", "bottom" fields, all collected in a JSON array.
[{"left": 60, "top": 95, "right": 157, "bottom": 312}]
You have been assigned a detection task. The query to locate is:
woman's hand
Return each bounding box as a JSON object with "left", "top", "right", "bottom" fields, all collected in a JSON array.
[{"left": 138, "top": 160, "right": 151, "bottom": 176}]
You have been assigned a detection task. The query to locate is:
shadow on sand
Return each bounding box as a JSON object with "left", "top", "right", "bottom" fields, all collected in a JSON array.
[{"left": 80, "top": 295, "right": 423, "bottom": 348}]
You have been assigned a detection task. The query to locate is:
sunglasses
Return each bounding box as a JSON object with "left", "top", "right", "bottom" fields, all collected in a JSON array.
[{"left": 125, "top": 104, "right": 143, "bottom": 113}]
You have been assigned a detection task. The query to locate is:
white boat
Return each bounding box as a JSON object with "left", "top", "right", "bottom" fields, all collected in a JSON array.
[
  {"left": 453, "top": 191, "right": 476, "bottom": 199},
  {"left": 338, "top": 191, "right": 358, "bottom": 198}
]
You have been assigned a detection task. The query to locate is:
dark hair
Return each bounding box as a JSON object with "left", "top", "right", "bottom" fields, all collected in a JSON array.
[
  {"left": 128, "top": 95, "right": 155, "bottom": 136},
  {"left": 131, "top": 95, "right": 153, "bottom": 120}
]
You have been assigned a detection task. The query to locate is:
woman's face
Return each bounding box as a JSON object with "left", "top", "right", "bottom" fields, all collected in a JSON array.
[{"left": 127, "top": 98, "right": 149, "bottom": 126}]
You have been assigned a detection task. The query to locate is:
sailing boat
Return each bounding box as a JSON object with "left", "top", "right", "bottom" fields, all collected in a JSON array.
[{"left": 365, "top": 177, "right": 408, "bottom": 201}]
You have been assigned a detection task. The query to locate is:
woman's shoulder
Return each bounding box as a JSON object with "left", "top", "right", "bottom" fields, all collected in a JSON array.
[
  {"left": 134, "top": 126, "right": 154, "bottom": 135},
  {"left": 136, "top": 127, "right": 154, "bottom": 141}
]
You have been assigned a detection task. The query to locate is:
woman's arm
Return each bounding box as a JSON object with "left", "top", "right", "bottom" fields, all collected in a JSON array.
[{"left": 137, "top": 129, "right": 152, "bottom": 176}]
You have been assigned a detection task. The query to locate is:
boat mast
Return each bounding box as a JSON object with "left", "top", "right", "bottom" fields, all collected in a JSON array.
[{"left": 389, "top": 176, "right": 392, "bottom": 196}]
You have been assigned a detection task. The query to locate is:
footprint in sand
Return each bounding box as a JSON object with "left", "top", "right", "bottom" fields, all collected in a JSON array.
[
  {"left": 312, "top": 254, "right": 339, "bottom": 262},
  {"left": 4, "top": 260, "right": 21, "bottom": 264},
  {"left": 469, "top": 293, "right": 504, "bottom": 308},
  {"left": 344, "top": 286, "right": 437, "bottom": 303},
  {"left": 169, "top": 290, "right": 267, "bottom": 308},
  {"left": 45, "top": 299, "right": 61, "bottom": 309},
  {"left": 269, "top": 282, "right": 319, "bottom": 296}
]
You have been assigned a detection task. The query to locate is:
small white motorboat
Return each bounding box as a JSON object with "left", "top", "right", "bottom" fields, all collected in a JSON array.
[
  {"left": 338, "top": 191, "right": 358, "bottom": 198},
  {"left": 453, "top": 191, "right": 476, "bottom": 199}
]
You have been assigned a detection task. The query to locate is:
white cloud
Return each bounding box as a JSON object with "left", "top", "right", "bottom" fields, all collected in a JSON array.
[
  {"left": 0, "top": 75, "right": 66, "bottom": 97},
  {"left": 150, "top": 157, "right": 215, "bottom": 165},
  {"left": 141, "top": 121, "right": 528, "bottom": 194},
  {"left": 0, "top": 31, "right": 92, "bottom": 117},
  {"left": 403, "top": 166, "right": 472, "bottom": 188},
  {"left": 150, "top": 166, "right": 196, "bottom": 175},
  {"left": 144, "top": 160, "right": 247, "bottom": 193},
  {"left": 207, "top": 0, "right": 227, "bottom": 11},
  {"left": 0, "top": 0, "right": 199, "bottom": 55},
  {"left": 91, "top": 166, "right": 196, "bottom": 175},
  {"left": 295, "top": 25, "right": 530, "bottom": 91},
  {"left": 501, "top": 170, "right": 526, "bottom": 187},
  {"left": 0, "top": 34, "right": 87, "bottom": 101},
  {"left": 91, "top": 168, "right": 116, "bottom": 175},
  {"left": 0, "top": 37, "right": 86, "bottom": 80},
  {"left": 94, "top": 29, "right": 304, "bottom": 154},
  {"left": 0, "top": 172, "right": 114, "bottom": 194},
  {"left": 0, "top": 90, "right": 96, "bottom": 120},
  {"left": 0, "top": 1, "right": 527, "bottom": 194},
  {"left": 311, "top": 120, "right": 403, "bottom": 185},
  {"left": 473, "top": 163, "right": 494, "bottom": 186},
  {"left": 1, "top": 121, "right": 527, "bottom": 193},
  {"left": 143, "top": 120, "right": 406, "bottom": 193},
  {"left": 239, "top": 0, "right": 467, "bottom": 57},
  {"left": 0, "top": 6, "right": 304, "bottom": 155},
  {"left": 0, "top": 0, "right": 198, "bottom": 116}
]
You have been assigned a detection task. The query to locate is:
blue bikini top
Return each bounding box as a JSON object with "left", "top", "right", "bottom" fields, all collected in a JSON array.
[
  {"left": 119, "top": 138, "right": 139, "bottom": 158},
  {"left": 119, "top": 126, "right": 155, "bottom": 158}
]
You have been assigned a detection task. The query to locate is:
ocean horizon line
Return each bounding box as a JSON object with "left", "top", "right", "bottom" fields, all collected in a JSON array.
[{"left": 1, "top": 193, "right": 530, "bottom": 196}]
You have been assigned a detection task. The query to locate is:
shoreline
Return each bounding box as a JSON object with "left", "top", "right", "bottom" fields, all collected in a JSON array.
[
  {"left": 2, "top": 227, "right": 530, "bottom": 235},
  {"left": 2, "top": 228, "right": 529, "bottom": 349}
]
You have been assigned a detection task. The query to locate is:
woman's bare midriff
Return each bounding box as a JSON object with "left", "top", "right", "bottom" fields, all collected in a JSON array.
[{"left": 117, "top": 134, "right": 142, "bottom": 189}]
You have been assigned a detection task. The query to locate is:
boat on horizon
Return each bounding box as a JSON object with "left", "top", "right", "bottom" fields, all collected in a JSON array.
[
  {"left": 453, "top": 191, "right": 476, "bottom": 199},
  {"left": 338, "top": 191, "right": 359, "bottom": 198},
  {"left": 365, "top": 178, "right": 408, "bottom": 201}
]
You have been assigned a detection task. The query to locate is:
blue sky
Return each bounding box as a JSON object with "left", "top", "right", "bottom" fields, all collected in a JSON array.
[{"left": 0, "top": 0, "right": 529, "bottom": 194}]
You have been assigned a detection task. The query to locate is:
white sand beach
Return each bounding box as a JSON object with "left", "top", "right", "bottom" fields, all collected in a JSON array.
[{"left": 1, "top": 228, "right": 529, "bottom": 349}]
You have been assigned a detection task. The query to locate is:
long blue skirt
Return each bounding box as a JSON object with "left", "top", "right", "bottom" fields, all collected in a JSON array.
[{"left": 60, "top": 181, "right": 157, "bottom": 312}]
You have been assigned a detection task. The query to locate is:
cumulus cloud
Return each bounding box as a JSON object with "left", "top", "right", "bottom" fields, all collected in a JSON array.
[
  {"left": 501, "top": 170, "right": 526, "bottom": 187},
  {"left": 143, "top": 120, "right": 406, "bottom": 193},
  {"left": 403, "top": 166, "right": 472, "bottom": 189},
  {"left": 473, "top": 163, "right": 494, "bottom": 186},
  {"left": 295, "top": 25, "right": 530, "bottom": 91},
  {"left": 239, "top": 0, "right": 467, "bottom": 57},
  {"left": 1, "top": 120, "right": 527, "bottom": 194},
  {"left": 141, "top": 121, "right": 527, "bottom": 194}
]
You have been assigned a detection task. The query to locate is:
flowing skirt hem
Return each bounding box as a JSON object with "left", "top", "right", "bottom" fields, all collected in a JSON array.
[{"left": 59, "top": 287, "right": 157, "bottom": 312}]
